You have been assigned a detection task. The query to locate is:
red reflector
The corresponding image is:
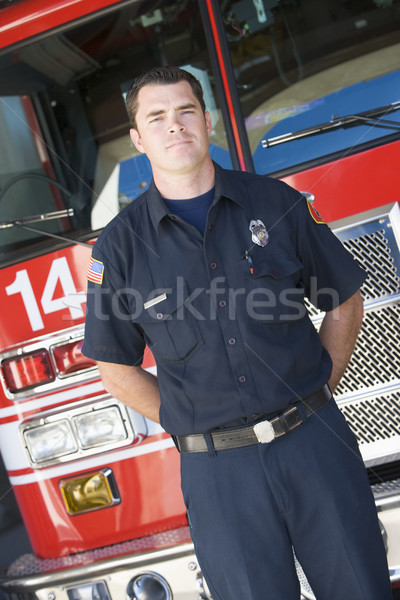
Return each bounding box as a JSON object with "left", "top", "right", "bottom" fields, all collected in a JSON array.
[
  {"left": 2, "top": 350, "right": 55, "bottom": 393},
  {"left": 53, "top": 340, "right": 96, "bottom": 376}
]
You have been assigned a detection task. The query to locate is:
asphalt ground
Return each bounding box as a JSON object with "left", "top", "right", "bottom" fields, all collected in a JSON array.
[
  {"left": 0, "top": 519, "right": 32, "bottom": 574},
  {"left": 0, "top": 455, "right": 32, "bottom": 575}
]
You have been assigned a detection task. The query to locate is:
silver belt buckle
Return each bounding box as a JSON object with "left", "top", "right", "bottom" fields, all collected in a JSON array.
[{"left": 253, "top": 419, "right": 275, "bottom": 444}]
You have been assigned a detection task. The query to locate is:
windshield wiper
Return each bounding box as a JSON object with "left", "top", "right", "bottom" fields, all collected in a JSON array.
[
  {"left": 0, "top": 209, "right": 93, "bottom": 248},
  {"left": 262, "top": 101, "right": 400, "bottom": 148}
]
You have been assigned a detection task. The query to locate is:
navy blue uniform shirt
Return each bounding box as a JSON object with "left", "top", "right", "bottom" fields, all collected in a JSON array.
[{"left": 82, "top": 163, "right": 366, "bottom": 436}]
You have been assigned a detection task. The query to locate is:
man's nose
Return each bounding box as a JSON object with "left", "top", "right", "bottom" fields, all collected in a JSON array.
[{"left": 168, "top": 114, "right": 184, "bottom": 132}]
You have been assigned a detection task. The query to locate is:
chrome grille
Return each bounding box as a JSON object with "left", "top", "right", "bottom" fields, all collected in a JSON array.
[
  {"left": 343, "top": 228, "right": 400, "bottom": 302},
  {"left": 326, "top": 204, "right": 400, "bottom": 466},
  {"left": 306, "top": 211, "right": 400, "bottom": 320},
  {"left": 339, "top": 391, "right": 400, "bottom": 445},
  {"left": 337, "top": 303, "right": 400, "bottom": 394}
]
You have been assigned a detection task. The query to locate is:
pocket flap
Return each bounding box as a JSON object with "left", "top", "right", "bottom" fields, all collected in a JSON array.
[
  {"left": 249, "top": 255, "right": 303, "bottom": 279},
  {"left": 131, "top": 280, "right": 203, "bottom": 361},
  {"left": 135, "top": 280, "right": 191, "bottom": 322}
]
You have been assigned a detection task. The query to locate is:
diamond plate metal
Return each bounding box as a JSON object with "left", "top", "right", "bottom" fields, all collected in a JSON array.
[{"left": 6, "top": 527, "right": 192, "bottom": 577}]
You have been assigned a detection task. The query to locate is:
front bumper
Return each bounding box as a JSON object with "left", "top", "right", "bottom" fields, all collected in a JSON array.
[
  {"left": 373, "top": 477, "right": 400, "bottom": 587},
  {"left": 0, "top": 527, "right": 207, "bottom": 600}
]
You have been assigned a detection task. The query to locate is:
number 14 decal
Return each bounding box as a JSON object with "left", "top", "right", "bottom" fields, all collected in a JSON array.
[{"left": 6, "top": 257, "right": 85, "bottom": 331}]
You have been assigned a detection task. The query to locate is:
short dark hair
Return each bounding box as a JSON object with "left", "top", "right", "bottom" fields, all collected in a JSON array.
[{"left": 126, "top": 66, "right": 206, "bottom": 130}]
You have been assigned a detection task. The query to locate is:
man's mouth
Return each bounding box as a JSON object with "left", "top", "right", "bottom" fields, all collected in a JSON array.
[{"left": 168, "top": 139, "right": 191, "bottom": 149}]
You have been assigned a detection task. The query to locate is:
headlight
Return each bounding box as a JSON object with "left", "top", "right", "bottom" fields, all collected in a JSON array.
[
  {"left": 24, "top": 419, "right": 77, "bottom": 463},
  {"left": 20, "top": 398, "right": 137, "bottom": 468},
  {"left": 73, "top": 406, "right": 127, "bottom": 448},
  {"left": 127, "top": 572, "right": 172, "bottom": 600}
]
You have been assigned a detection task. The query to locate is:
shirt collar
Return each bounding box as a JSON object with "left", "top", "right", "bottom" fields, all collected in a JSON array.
[
  {"left": 213, "top": 162, "right": 245, "bottom": 209},
  {"left": 146, "top": 179, "right": 169, "bottom": 233},
  {"left": 146, "top": 162, "right": 245, "bottom": 234}
]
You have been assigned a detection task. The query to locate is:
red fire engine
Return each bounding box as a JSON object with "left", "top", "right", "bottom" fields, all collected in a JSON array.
[{"left": 0, "top": 0, "right": 399, "bottom": 598}]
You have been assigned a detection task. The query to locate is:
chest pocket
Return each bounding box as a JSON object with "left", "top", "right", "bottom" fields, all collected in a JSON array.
[
  {"left": 132, "top": 280, "right": 204, "bottom": 362},
  {"left": 243, "top": 254, "right": 305, "bottom": 323}
]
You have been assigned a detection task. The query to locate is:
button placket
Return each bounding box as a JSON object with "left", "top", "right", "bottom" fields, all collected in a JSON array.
[{"left": 203, "top": 235, "right": 255, "bottom": 408}]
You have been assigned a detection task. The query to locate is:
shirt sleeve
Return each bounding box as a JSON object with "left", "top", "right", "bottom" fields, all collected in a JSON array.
[
  {"left": 296, "top": 194, "right": 367, "bottom": 312},
  {"left": 82, "top": 246, "right": 146, "bottom": 366}
]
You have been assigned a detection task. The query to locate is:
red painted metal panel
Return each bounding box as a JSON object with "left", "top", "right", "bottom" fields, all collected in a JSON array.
[
  {"left": 0, "top": 244, "right": 92, "bottom": 350},
  {"left": 281, "top": 140, "right": 400, "bottom": 223},
  {"left": 0, "top": 0, "right": 124, "bottom": 49},
  {"left": 13, "top": 438, "right": 186, "bottom": 558}
]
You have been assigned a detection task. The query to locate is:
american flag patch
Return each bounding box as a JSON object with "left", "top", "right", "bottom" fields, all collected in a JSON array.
[{"left": 87, "top": 256, "right": 104, "bottom": 284}]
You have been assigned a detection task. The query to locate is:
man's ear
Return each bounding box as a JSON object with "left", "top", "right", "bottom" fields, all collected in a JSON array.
[{"left": 130, "top": 128, "right": 145, "bottom": 154}]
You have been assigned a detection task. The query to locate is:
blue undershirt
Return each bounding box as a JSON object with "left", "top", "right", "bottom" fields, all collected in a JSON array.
[{"left": 163, "top": 187, "right": 215, "bottom": 236}]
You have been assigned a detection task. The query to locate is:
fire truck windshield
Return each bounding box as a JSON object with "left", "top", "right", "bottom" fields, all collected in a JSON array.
[
  {"left": 0, "top": 0, "right": 232, "bottom": 267},
  {"left": 0, "top": 0, "right": 399, "bottom": 265}
]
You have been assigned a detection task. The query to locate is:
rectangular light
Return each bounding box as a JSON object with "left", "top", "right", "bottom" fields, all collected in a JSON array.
[
  {"left": 1, "top": 349, "right": 55, "bottom": 393},
  {"left": 20, "top": 399, "right": 136, "bottom": 468},
  {"left": 60, "top": 470, "right": 118, "bottom": 515},
  {"left": 52, "top": 339, "right": 96, "bottom": 377},
  {"left": 73, "top": 406, "right": 128, "bottom": 449},
  {"left": 24, "top": 420, "right": 78, "bottom": 463}
]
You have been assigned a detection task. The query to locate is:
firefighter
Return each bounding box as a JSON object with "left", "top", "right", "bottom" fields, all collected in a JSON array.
[{"left": 83, "top": 66, "right": 392, "bottom": 599}]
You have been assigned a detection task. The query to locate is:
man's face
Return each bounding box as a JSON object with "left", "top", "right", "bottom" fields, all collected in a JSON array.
[{"left": 130, "top": 81, "right": 212, "bottom": 178}]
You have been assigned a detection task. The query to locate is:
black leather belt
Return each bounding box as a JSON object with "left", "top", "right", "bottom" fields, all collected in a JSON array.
[{"left": 176, "top": 385, "right": 332, "bottom": 453}]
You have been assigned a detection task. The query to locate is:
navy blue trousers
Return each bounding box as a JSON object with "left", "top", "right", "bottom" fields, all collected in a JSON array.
[{"left": 180, "top": 399, "right": 392, "bottom": 599}]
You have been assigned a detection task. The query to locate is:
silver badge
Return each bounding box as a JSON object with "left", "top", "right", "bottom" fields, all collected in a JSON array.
[{"left": 249, "top": 219, "right": 269, "bottom": 247}]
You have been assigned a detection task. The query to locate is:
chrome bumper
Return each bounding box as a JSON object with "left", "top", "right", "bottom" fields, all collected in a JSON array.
[
  {"left": 0, "top": 542, "right": 205, "bottom": 600},
  {"left": 373, "top": 477, "right": 400, "bottom": 585}
]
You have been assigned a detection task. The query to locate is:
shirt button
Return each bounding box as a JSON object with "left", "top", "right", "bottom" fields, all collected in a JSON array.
[
  {"left": 228, "top": 338, "right": 236, "bottom": 345},
  {"left": 210, "top": 262, "right": 217, "bottom": 270},
  {"left": 239, "top": 375, "right": 246, "bottom": 383},
  {"left": 156, "top": 313, "right": 164, "bottom": 319},
  {"left": 208, "top": 224, "right": 214, "bottom": 231},
  {"left": 219, "top": 300, "right": 227, "bottom": 308}
]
